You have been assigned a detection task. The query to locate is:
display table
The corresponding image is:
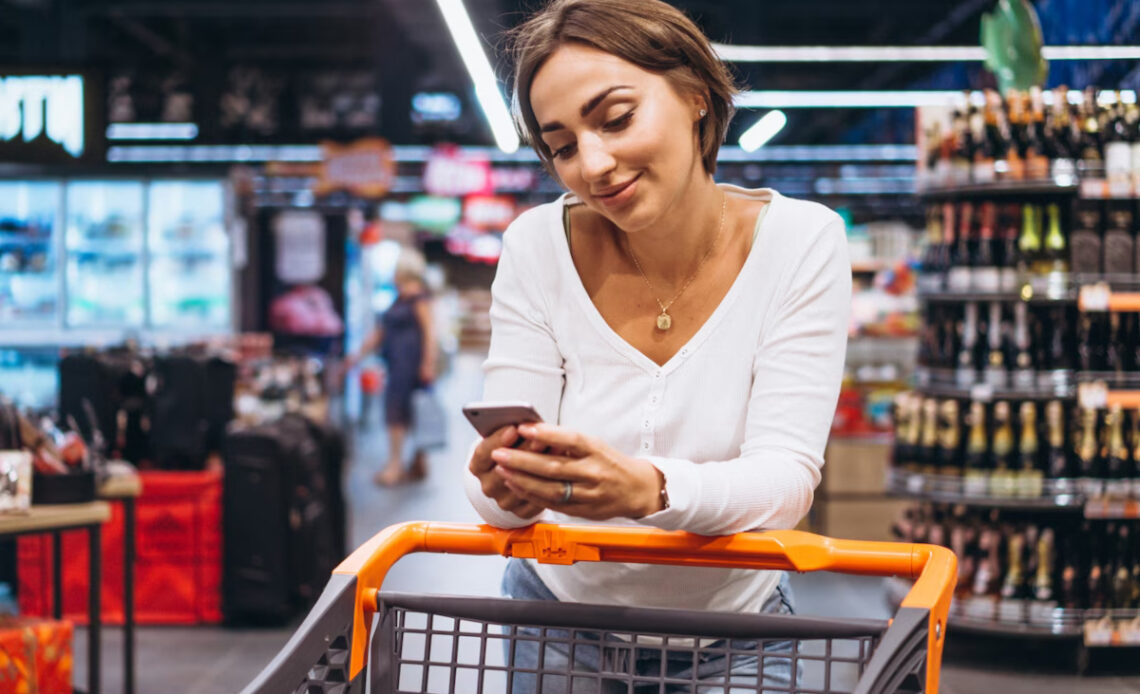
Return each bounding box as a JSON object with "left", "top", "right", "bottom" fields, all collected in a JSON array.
[
  {"left": 0, "top": 501, "right": 110, "bottom": 694},
  {"left": 99, "top": 466, "right": 141, "bottom": 694}
]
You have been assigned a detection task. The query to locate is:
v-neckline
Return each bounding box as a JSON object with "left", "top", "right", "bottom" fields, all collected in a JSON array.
[{"left": 554, "top": 185, "right": 777, "bottom": 374}]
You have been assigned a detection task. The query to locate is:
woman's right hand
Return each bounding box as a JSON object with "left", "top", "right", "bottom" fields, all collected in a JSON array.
[{"left": 470, "top": 425, "right": 546, "bottom": 519}]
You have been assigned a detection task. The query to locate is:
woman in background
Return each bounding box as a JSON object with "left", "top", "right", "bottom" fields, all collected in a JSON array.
[{"left": 347, "top": 250, "right": 437, "bottom": 486}]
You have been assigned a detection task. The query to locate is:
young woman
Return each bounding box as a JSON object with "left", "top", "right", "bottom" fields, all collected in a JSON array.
[
  {"left": 463, "top": 0, "right": 851, "bottom": 689},
  {"left": 348, "top": 250, "right": 437, "bottom": 486}
]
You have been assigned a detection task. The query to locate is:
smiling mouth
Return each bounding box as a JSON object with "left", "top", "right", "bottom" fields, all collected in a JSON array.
[{"left": 594, "top": 174, "right": 641, "bottom": 199}]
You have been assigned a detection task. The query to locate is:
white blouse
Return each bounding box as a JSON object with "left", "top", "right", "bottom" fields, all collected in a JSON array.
[{"left": 463, "top": 185, "right": 852, "bottom": 614}]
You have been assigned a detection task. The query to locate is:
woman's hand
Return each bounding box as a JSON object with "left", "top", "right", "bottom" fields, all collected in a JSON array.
[
  {"left": 490, "top": 423, "right": 665, "bottom": 521},
  {"left": 419, "top": 360, "right": 436, "bottom": 385},
  {"left": 469, "top": 425, "right": 546, "bottom": 519}
]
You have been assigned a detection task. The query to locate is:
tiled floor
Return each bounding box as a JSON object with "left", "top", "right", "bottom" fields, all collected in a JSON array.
[{"left": 70, "top": 352, "right": 1140, "bottom": 692}]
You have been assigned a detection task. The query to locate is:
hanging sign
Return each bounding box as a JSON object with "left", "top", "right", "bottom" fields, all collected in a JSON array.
[
  {"left": 0, "top": 73, "right": 98, "bottom": 162},
  {"left": 422, "top": 144, "right": 492, "bottom": 197},
  {"left": 463, "top": 194, "right": 516, "bottom": 230},
  {"left": 313, "top": 137, "right": 396, "bottom": 198}
]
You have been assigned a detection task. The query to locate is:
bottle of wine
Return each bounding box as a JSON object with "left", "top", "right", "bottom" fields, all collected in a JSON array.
[
  {"left": 1025, "top": 86, "right": 1051, "bottom": 180},
  {"left": 1105, "top": 405, "right": 1132, "bottom": 499},
  {"left": 990, "top": 401, "right": 1016, "bottom": 497},
  {"left": 951, "top": 106, "right": 973, "bottom": 185},
  {"left": 1060, "top": 530, "right": 1084, "bottom": 609},
  {"left": 1131, "top": 409, "right": 1140, "bottom": 500},
  {"left": 1017, "top": 204, "right": 1042, "bottom": 277},
  {"left": 964, "top": 400, "right": 991, "bottom": 497},
  {"left": 1041, "top": 202, "right": 1069, "bottom": 275},
  {"left": 984, "top": 302, "right": 1008, "bottom": 388},
  {"left": 1033, "top": 526, "right": 1055, "bottom": 602},
  {"left": 1011, "top": 302, "right": 1035, "bottom": 388},
  {"left": 948, "top": 202, "right": 974, "bottom": 292},
  {"left": 973, "top": 202, "right": 1001, "bottom": 292},
  {"left": 1050, "top": 85, "right": 1078, "bottom": 180},
  {"left": 1129, "top": 101, "right": 1140, "bottom": 198},
  {"left": 1069, "top": 198, "right": 1104, "bottom": 276},
  {"left": 1000, "top": 528, "right": 1026, "bottom": 599},
  {"left": 1114, "top": 524, "right": 1134, "bottom": 609},
  {"left": 976, "top": 93, "right": 1001, "bottom": 184},
  {"left": 1107, "top": 312, "right": 1125, "bottom": 376},
  {"left": 969, "top": 96, "right": 993, "bottom": 184},
  {"left": 1046, "top": 400, "right": 1077, "bottom": 493},
  {"left": 919, "top": 397, "right": 940, "bottom": 477},
  {"left": 1104, "top": 201, "right": 1136, "bottom": 276},
  {"left": 938, "top": 399, "right": 963, "bottom": 485},
  {"left": 1017, "top": 401, "right": 1044, "bottom": 497},
  {"left": 892, "top": 392, "right": 915, "bottom": 470},
  {"left": 999, "top": 203, "right": 1023, "bottom": 292},
  {"left": 1088, "top": 524, "right": 1110, "bottom": 610},
  {"left": 919, "top": 206, "right": 945, "bottom": 292},
  {"left": 1047, "top": 306, "right": 1074, "bottom": 374},
  {"left": 1080, "top": 87, "right": 1105, "bottom": 178},
  {"left": 1105, "top": 92, "right": 1133, "bottom": 195},
  {"left": 973, "top": 527, "right": 1003, "bottom": 596},
  {"left": 1002, "top": 90, "right": 1026, "bottom": 180},
  {"left": 957, "top": 302, "right": 980, "bottom": 386},
  {"left": 1077, "top": 407, "right": 1105, "bottom": 498}
]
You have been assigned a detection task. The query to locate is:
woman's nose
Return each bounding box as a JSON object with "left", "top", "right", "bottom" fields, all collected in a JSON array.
[{"left": 578, "top": 136, "right": 616, "bottom": 182}]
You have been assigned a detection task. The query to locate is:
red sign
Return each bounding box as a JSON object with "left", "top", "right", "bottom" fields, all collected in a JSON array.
[
  {"left": 423, "top": 144, "right": 493, "bottom": 197},
  {"left": 463, "top": 194, "right": 516, "bottom": 230},
  {"left": 313, "top": 137, "right": 396, "bottom": 198}
]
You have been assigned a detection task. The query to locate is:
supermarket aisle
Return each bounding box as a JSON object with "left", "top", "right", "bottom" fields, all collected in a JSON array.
[{"left": 69, "top": 351, "right": 1140, "bottom": 693}]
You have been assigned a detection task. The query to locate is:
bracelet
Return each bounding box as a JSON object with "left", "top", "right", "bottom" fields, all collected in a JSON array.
[{"left": 657, "top": 471, "right": 670, "bottom": 513}]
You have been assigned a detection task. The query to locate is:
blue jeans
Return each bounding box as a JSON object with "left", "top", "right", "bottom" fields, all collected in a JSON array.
[{"left": 501, "top": 558, "right": 801, "bottom": 693}]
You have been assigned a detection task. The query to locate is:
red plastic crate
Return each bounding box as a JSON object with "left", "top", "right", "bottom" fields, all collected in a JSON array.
[{"left": 17, "top": 469, "right": 223, "bottom": 625}]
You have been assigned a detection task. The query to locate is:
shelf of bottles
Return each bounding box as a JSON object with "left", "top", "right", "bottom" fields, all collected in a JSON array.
[{"left": 892, "top": 504, "right": 1140, "bottom": 645}]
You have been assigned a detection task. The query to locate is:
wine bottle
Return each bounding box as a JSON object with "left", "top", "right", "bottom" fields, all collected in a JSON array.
[
  {"left": 964, "top": 400, "right": 991, "bottom": 497},
  {"left": 1105, "top": 92, "right": 1133, "bottom": 195},
  {"left": 1046, "top": 400, "right": 1077, "bottom": 493},
  {"left": 1129, "top": 100, "right": 1140, "bottom": 198},
  {"left": 950, "top": 106, "right": 972, "bottom": 185},
  {"left": 1002, "top": 90, "right": 1026, "bottom": 180},
  {"left": 1131, "top": 409, "right": 1140, "bottom": 500},
  {"left": 1050, "top": 85, "right": 1078, "bottom": 180},
  {"left": 1041, "top": 202, "right": 1069, "bottom": 275},
  {"left": 1060, "top": 531, "right": 1084, "bottom": 609},
  {"left": 1047, "top": 306, "right": 1074, "bottom": 375},
  {"left": 973, "top": 202, "right": 1001, "bottom": 292},
  {"left": 1017, "top": 204, "right": 1042, "bottom": 277},
  {"left": 969, "top": 97, "right": 992, "bottom": 184},
  {"left": 919, "top": 397, "right": 940, "bottom": 477},
  {"left": 1080, "top": 86, "right": 1105, "bottom": 179},
  {"left": 1107, "top": 312, "right": 1125, "bottom": 376},
  {"left": 1105, "top": 405, "right": 1132, "bottom": 499},
  {"left": 1017, "top": 401, "right": 1044, "bottom": 497},
  {"left": 1069, "top": 198, "right": 1104, "bottom": 276},
  {"left": 990, "top": 401, "right": 1016, "bottom": 497},
  {"left": 938, "top": 399, "right": 963, "bottom": 485},
  {"left": 973, "top": 527, "right": 1003, "bottom": 596},
  {"left": 956, "top": 302, "right": 979, "bottom": 386},
  {"left": 892, "top": 392, "right": 915, "bottom": 470},
  {"left": 1011, "top": 302, "right": 1035, "bottom": 389},
  {"left": 1088, "top": 525, "right": 1109, "bottom": 610},
  {"left": 919, "top": 206, "right": 945, "bottom": 292},
  {"left": 1077, "top": 407, "right": 1105, "bottom": 499},
  {"left": 1103, "top": 201, "right": 1136, "bottom": 276},
  {"left": 1000, "top": 529, "right": 1026, "bottom": 599},
  {"left": 976, "top": 93, "right": 1000, "bottom": 184},
  {"left": 948, "top": 202, "right": 974, "bottom": 292},
  {"left": 1033, "top": 526, "right": 1055, "bottom": 602},
  {"left": 1025, "top": 86, "right": 1051, "bottom": 180},
  {"left": 999, "top": 203, "right": 1023, "bottom": 292},
  {"left": 1114, "top": 524, "right": 1134, "bottom": 609}
]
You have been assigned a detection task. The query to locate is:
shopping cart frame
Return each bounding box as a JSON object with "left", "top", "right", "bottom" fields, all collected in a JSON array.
[{"left": 242, "top": 522, "right": 956, "bottom": 694}]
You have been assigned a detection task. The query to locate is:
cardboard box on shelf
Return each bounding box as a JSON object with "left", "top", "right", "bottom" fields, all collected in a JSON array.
[{"left": 821, "top": 437, "right": 892, "bottom": 496}]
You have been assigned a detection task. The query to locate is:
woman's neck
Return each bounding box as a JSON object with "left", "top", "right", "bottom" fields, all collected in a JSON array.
[{"left": 618, "top": 175, "right": 727, "bottom": 286}]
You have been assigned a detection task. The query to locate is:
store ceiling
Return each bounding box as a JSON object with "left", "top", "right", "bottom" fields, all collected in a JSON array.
[{"left": 0, "top": 0, "right": 997, "bottom": 145}]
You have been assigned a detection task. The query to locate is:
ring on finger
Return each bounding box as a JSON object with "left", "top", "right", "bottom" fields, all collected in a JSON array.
[{"left": 560, "top": 480, "right": 573, "bottom": 504}]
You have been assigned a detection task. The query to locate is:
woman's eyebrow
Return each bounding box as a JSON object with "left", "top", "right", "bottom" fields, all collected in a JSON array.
[{"left": 539, "top": 85, "right": 634, "bottom": 133}]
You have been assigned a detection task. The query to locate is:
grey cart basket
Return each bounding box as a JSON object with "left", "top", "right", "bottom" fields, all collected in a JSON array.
[{"left": 241, "top": 521, "right": 956, "bottom": 694}]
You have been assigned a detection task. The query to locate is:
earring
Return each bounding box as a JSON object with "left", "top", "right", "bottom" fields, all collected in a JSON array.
[{"left": 699, "top": 109, "right": 708, "bottom": 117}]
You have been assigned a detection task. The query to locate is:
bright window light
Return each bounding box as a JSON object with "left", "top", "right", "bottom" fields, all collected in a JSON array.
[
  {"left": 738, "top": 110, "right": 787, "bottom": 153},
  {"left": 433, "top": 0, "right": 519, "bottom": 153},
  {"left": 713, "top": 44, "right": 1140, "bottom": 63}
]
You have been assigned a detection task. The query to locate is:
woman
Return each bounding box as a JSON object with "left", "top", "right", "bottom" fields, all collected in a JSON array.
[
  {"left": 463, "top": 0, "right": 850, "bottom": 689},
  {"left": 348, "top": 250, "right": 437, "bottom": 486}
]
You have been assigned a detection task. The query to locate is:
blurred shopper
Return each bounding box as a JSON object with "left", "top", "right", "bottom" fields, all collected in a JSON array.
[
  {"left": 346, "top": 250, "right": 437, "bottom": 486},
  {"left": 463, "top": 0, "right": 851, "bottom": 690}
]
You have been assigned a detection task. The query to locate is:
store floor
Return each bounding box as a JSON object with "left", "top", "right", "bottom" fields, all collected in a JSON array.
[{"left": 70, "top": 352, "right": 1140, "bottom": 693}]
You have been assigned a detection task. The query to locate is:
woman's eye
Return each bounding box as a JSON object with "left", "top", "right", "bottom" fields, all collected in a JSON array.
[
  {"left": 552, "top": 143, "right": 577, "bottom": 159},
  {"left": 604, "top": 111, "right": 635, "bottom": 130}
]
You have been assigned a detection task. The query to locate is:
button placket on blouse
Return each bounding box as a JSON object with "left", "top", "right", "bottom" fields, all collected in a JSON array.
[{"left": 641, "top": 370, "right": 665, "bottom": 454}]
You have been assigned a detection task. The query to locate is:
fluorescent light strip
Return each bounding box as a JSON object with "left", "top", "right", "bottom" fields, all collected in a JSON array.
[
  {"left": 713, "top": 43, "right": 1140, "bottom": 62},
  {"left": 433, "top": 0, "right": 519, "bottom": 153},
  {"left": 738, "top": 110, "right": 787, "bottom": 152},
  {"left": 736, "top": 91, "right": 962, "bottom": 108},
  {"left": 107, "top": 143, "right": 917, "bottom": 165},
  {"left": 106, "top": 123, "right": 199, "bottom": 140}
]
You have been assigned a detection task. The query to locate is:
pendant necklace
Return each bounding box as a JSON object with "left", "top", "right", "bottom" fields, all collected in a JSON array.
[{"left": 626, "top": 192, "right": 727, "bottom": 331}]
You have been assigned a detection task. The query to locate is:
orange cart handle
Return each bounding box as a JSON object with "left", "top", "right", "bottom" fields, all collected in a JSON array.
[{"left": 334, "top": 522, "right": 956, "bottom": 683}]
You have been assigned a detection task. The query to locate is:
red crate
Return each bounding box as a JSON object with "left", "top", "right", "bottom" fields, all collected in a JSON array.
[
  {"left": 17, "top": 469, "right": 222, "bottom": 625},
  {"left": 0, "top": 616, "right": 73, "bottom": 694}
]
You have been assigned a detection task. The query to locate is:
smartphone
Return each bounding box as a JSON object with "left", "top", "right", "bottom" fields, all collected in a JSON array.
[{"left": 462, "top": 401, "right": 543, "bottom": 438}]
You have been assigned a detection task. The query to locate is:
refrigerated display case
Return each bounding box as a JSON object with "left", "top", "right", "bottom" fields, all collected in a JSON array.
[
  {"left": 65, "top": 180, "right": 146, "bottom": 327},
  {"left": 146, "top": 180, "right": 231, "bottom": 329},
  {"left": 0, "top": 181, "right": 62, "bottom": 325}
]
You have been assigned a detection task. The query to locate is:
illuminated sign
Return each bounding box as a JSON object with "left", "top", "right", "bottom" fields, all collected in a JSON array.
[{"left": 0, "top": 75, "right": 85, "bottom": 158}]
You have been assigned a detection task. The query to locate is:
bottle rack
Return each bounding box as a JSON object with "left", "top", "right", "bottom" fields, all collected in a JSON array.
[{"left": 891, "top": 164, "right": 1140, "bottom": 658}]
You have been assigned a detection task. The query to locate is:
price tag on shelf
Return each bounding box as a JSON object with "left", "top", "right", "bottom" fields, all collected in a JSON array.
[
  {"left": 905, "top": 474, "right": 926, "bottom": 494},
  {"left": 1080, "top": 178, "right": 1108, "bottom": 199},
  {"left": 1084, "top": 617, "right": 1115, "bottom": 646},
  {"left": 1079, "top": 283, "right": 1111, "bottom": 312},
  {"left": 970, "top": 383, "right": 994, "bottom": 402},
  {"left": 1079, "top": 382, "right": 1109, "bottom": 410}
]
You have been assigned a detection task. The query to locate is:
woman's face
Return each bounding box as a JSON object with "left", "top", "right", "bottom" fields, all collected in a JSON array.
[{"left": 529, "top": 42, "right": 706, "bottom": 233}]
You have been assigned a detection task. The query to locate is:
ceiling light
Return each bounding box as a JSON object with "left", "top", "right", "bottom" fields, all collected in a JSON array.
[
  {"left": 713, "top": 44, "right": 1140, "bottom": 63},
  {"left": 106, "top": 123, "right": 199, "bottom": 140},
  {"left": 738, "top": 110, "right": 787, "bottom": 152},
  {"left": 736, "top": 91, "right": 963, "bottom": 109},
  {"left": 433, "top": 0, "right": 519, "bottom": 153}
]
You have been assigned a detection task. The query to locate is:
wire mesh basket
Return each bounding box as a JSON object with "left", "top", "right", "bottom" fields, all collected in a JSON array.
[{"left": 242, "top": 522, "right": 955, "bottom": 694}]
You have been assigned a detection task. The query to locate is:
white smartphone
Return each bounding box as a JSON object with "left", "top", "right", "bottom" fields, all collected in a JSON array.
[{"left": 462, "top": 400, "right": 544, "bottom": 438}]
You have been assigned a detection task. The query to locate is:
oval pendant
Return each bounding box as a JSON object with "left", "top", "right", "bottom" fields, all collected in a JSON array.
[{"left": 656, "top": 312, "right": 672, "bottom": 331}]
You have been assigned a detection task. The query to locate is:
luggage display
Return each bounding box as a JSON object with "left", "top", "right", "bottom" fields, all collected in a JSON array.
[{"left": 223, "top": 414, "right": 342, "bottom": 623}]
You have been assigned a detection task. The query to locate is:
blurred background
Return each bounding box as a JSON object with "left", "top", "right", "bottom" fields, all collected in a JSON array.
[{"left": 1, "top": 0, "right": 1140, "bottom": 692}]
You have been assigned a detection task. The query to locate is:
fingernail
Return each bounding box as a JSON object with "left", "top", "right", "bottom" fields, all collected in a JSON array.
[
  {"left": 518, "top": 424, "right": 536, "bottom": 436},
  {"left": 491, "top": 449, "right": 510, "bottom": 463}
]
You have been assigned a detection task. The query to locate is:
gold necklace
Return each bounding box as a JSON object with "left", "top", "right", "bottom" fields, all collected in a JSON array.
[{"left": 626, "top": 192, "right": 727, "bottom": 331}]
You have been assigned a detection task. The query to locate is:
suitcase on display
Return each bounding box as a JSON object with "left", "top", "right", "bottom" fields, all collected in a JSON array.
[{"left": 223, "top": 414, "right": 339, "bottom": 623}]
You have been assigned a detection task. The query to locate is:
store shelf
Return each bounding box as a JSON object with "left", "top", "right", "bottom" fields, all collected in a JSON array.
[
  {"left": 917, "top": 179, "right": 1080, "bottom": 200},
  {"left": 1077, "top": 379, "right": 1140, "bottom": 410},
  {"left": 0, "top": 231, "right": 51, "bottom": 246},
  {"left": 913, "top": 368, "right": 1076, "bottom": 401},
  {"left": 1078, "top": 284, "right": 1140, "bottom": 313},
  {"left": 885, "top": 469, "right": 1084, "bottom": 510},
  {"left": 917, "top": 289, "right": 1023, "bottom": 303}
]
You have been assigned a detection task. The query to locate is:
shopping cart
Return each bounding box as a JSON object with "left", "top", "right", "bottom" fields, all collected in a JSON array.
[{"left": 242, "top": 522, "right": 955, "bottom": 693}]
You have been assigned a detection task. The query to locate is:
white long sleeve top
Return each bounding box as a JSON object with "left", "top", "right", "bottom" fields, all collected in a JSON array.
[{"left": 463, "top": 185, "right": 852, "bottom": 614}]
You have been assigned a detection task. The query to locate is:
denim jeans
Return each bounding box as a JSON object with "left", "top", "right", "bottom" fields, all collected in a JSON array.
[{"left": 501, "top": 558, "right": 801, "bottom": 693}]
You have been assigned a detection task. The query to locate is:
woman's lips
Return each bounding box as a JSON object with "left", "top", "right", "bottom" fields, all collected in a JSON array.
[{"left": 594, "top": 174, "right": 641, "bottom": 208}]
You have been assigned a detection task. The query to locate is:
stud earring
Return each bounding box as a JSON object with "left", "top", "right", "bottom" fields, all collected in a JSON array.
[{"left": 699, "top": 109, "right": 708, "bottom": 117}]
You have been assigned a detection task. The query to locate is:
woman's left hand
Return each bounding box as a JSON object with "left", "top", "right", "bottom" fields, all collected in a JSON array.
[{"left": 490, "top": 423, "right": 665, "bottom": 521}]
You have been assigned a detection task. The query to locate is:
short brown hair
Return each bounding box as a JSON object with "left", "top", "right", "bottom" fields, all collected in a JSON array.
[{"left": 507, "top": 0, "right": 738, "bottom": 176}]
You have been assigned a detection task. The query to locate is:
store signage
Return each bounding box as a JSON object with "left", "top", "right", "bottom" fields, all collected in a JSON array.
[
  {"left": 313, "top": 137, "right": 396, "bottom": 198},
  {"left": 422, "top": 145, "right": 493, "bottom": 197},
  {"left": 463, "top": 194, "right": 516, "bottom": 230},
  {"left": 0, "top": 74, "right": 86, "bottom": 158},
  {"left": 406, "top": 195, "right": 462, "bottom": 233}
]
